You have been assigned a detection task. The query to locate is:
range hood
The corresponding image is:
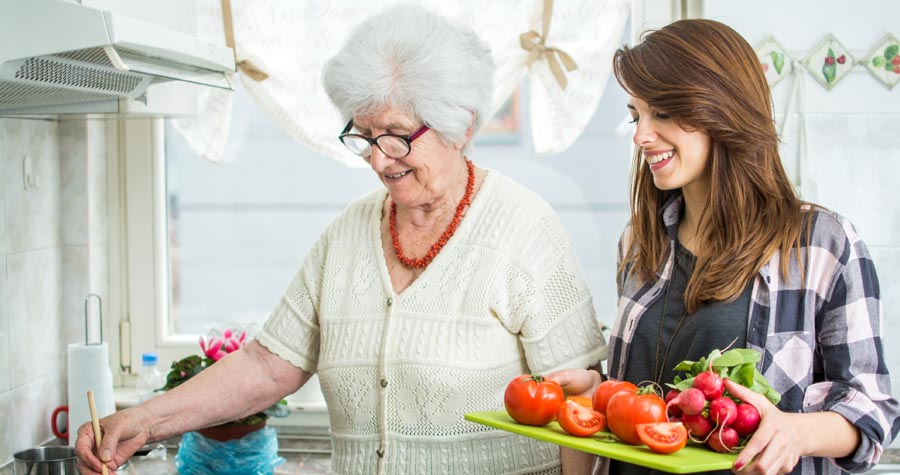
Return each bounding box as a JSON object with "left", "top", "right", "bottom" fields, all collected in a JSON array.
[{"left": 0, "top": 0, "right": 235, "bottom": 115}]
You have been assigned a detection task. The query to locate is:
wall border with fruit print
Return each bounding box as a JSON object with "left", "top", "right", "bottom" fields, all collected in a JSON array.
[
  {"left": 862, "top": 33, "right": 900, "bottom": 90},
  {"left": 802, "top": 34, "right": 855, "bottom": 91},
  {"left": 756, "top": 35, "right": 795, "bottom": 88},
  {"left": 756, "top": 33, "right": 900, "bottom": 91}
]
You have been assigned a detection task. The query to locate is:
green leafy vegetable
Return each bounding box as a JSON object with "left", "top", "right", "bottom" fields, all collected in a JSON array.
[
  {"left": 667, "top": 348, "right": 781, "bottom": 405},
  {"left": 885, "top": 44, "right": 899, "bottom": 61}
]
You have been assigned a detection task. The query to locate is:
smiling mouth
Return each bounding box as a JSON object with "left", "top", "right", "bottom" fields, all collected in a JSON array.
[
  {"left": 643, "top": 150, "right": 675, "bottom": 165},
  {"left": 384, "top": 170, "right": 411, "bottom": 179}
]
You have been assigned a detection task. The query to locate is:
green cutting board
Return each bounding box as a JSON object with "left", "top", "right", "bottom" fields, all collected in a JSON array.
[{"left": 465, "top": 411, "right": 737, "bottom": 474}]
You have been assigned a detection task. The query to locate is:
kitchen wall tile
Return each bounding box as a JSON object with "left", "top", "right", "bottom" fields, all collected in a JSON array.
[
  {"left": 0, "top": 255, "right": 9, "bottom": 393},
  {"left": 0, "top": 392, "right": 10, "bottom": 466},
  {"left": 804, "top": 115, "right": 900, "bottom": 248},
  {"left": 0, "top": 120, "right": 7, "bottom": 255},
  {"left": 62, "top": 246, "right": 90, "bottom": 347},
  {"left": 3, "top": 119, "right": 61, "bottom": 254},
  {"left": 87, "top": 119, "right": 108, "bottom": 246},
  {"left": 60, "top": 120, "right": 88, "bottom": 247},
  {"left": 871, "top": 247, "right": 900, "bottom": 450},
  {"left": 10, "top": 372, "right": 65, "bottom": 454},
  {"left": 62, "top": 243, "right": 109, "bottom": 348},
  {"left": 89, "top": 241, "right": 110, "bottom": 345},
  {"left": 871, "top": 248, "right": 900, "bottom": 381},
  {"left": 7, "top": 248, "right": 63, "bottom": 388}
]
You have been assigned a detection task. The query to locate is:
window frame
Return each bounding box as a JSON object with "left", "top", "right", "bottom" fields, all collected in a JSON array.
[{"left": 110, "top": 118, "right": 196, "bottom": 378}]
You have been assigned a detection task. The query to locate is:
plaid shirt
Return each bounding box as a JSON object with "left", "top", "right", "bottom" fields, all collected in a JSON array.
[{"left": 607, "top": 194, "right": 900, "bottom": 474}]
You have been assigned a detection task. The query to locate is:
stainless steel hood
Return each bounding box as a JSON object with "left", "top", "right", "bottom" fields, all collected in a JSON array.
[{"left": 0, "top": 0, "right": 235, "bottom": 115}]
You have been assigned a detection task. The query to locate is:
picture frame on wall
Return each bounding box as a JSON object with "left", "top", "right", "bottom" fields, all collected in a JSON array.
[
  {"left": 862, "top": 33, "right": 900, "bottom": 90},
  {"left": 477, "top": 87, "right": 521, "bottom": 145},
  {"left": 756, "top": 35, "right": 794, "bottom": 88},
  {"left": 802, "top": 34, "right": 855, "bottom": 90}
]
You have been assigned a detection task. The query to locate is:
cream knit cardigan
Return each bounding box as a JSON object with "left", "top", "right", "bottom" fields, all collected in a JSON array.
[{"left": 257, "top": 170, "right": 607, "bottom": 475}]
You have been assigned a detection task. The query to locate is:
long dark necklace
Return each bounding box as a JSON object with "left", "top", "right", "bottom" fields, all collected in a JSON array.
[{"left": 653, "top": 252, "right": 690, "bottom": 386}]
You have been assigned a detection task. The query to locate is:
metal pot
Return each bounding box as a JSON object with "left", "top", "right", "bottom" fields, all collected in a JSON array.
[{"left": 13, "top": 446, "right": 77, "bottom": 475}]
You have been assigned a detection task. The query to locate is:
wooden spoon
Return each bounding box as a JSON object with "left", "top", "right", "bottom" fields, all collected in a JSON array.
[{"left": 87, "top": 390, "right": 109, "bottom": 475}]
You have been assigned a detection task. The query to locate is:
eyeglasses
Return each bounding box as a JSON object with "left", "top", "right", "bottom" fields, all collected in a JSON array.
[{"left": 338, "top": 120, "right": 430, "bottom": 159}]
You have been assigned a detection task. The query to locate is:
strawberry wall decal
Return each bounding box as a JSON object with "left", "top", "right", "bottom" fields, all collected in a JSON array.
[{"left": 803, "top": 34, "right": 855, "bottom": 90}]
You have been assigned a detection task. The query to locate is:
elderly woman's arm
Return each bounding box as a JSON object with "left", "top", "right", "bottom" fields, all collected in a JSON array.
[{"left": 75, "top": 341, "right": 310, "bottom": 475}]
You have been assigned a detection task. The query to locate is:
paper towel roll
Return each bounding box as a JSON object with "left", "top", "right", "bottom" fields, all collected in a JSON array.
[{"left": 67, "top": 343, "right": 116, "bottom": 446}]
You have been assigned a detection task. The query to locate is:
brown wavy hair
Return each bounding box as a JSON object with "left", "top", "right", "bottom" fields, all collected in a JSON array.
[{"left": 614, "top": 19, "right": 810, "bottom": 313}]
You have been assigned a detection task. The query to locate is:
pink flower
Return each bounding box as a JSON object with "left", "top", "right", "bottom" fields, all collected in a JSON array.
[
  {"left": 198, "top": 328, "right": 248, "bottom": 361},
  {"left": 199, "top": 336, "right": 227, "bottom": 361}
]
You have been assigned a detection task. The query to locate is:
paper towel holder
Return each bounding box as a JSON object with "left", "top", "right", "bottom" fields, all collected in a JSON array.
[{"left": 84, "top": 294, "right": 103, "bottom": 346}]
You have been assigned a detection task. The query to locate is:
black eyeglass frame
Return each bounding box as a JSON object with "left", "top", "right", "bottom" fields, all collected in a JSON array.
[{"left": 338, "top": 119, "right": 430, "bottom": 159}]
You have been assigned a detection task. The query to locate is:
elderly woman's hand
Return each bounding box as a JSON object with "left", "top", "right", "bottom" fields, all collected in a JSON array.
[
  {"left": 75, "top": 407, "right": 150, "bottom": 475},
  {"left": 545, "top": 368, "right": 603, "bottom": 398},
  {"left": 726, "top": 379, "right": 805, "bottom": 475}
]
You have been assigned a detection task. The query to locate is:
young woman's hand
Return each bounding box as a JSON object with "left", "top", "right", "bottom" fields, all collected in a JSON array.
[{"left": 726, "top": 379, "right": 804, "bottom": 475}]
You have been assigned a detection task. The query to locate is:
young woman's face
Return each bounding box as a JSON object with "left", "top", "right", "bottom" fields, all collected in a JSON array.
[{"left": 628, "top": 97, "right": 712, "bottom": 193}]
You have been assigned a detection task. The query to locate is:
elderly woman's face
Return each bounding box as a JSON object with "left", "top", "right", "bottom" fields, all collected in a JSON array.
[{"left": 352, "top": 107, "right": 466, "bottom": 209}]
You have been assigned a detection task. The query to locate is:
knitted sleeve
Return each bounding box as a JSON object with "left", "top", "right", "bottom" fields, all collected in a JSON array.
[
  {"left": 255, "top": 228, "right": 327, "bottom": 374},
  {"left": 490, "top": 182, "right": 607, "bottom": 374}
]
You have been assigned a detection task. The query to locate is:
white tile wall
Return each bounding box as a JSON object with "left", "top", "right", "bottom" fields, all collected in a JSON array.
[
  {"left": 872, "top": 248, "right": 900, "bottom": 386},
  {"left": 0, "top": 117, "right": 109, "bottom": 467},
  {"left": 4, "top": 120, "right": 61, "bottom": 255},
  {"left": 7, "top": 247, "right": 63, "bottom": 389},
  {"left": 0, "top": 123, "right": 6, "bottom": 256},
  {"left": 62, "top": 246, "right": 90, "bottom": 346},
  {"left": 10, "top": 375, "right": 65, "bottom": 455},
  {"left": 0, "top": 393, "right": 10, "bottom": 464},
  {"left": 802, "top": 115, "right": 900, "bottom": 247},
  {"left": 0, "top": 255, "right": 8, "bottom": 394},
  {"left": 61, "top": 121, "right": 89, "bottom": 247},
  {"left": 86, "top": 121, "right": 108, "bottom": 247}
]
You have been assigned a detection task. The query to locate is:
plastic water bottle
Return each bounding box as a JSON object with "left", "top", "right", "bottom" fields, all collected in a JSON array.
[{"left": 136, "top": 352, "right": 165, "bottom": 403}]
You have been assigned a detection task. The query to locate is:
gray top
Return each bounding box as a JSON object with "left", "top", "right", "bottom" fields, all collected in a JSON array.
[{"left": 613, "top": 240, "right": 750, "bottom": 475}]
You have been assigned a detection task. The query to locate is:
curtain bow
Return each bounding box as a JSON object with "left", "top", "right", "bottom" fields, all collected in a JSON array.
[
  {"left": 223, "top": 0, "right": 269, "bottom": 81},
  {"left": 519, "top": 0, "right": 577, "bottom": 89}
]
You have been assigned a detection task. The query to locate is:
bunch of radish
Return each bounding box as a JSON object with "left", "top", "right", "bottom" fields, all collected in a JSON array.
[{"left": 664, "top": 348, "right": 780, "bottom": 453}]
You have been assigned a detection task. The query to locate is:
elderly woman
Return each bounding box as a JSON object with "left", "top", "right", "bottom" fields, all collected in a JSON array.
[{"left": 75, "top": 5, "right": 606, "bottom": 475}]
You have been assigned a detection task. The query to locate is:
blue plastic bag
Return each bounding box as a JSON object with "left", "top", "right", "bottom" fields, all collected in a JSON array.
[{"left": 175, "top": 426, "right": 285, "bottom": 475}]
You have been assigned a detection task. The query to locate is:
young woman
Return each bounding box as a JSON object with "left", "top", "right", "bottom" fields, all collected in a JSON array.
[{"left": 551, "top": 19, "right": 899, "bottom": 475}]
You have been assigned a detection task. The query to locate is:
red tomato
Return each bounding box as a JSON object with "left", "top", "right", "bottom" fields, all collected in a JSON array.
[
  {"left": 606, "top": 389, "right": 667, "bottom": 445},
  {"left": 556, "top": 400, "right": 606, "bottom": 437},
  {"left": 637, "top": 422, "right": 688, "bottom": 454},
  {"left": 592, "top": 380, "right": 638, "bottom": 415},
  {"left": 504, "top": 374, "right": 565, "bottom": 426},
  {"left": 566, "top": 395, "right": 593, "bottom": 408}
]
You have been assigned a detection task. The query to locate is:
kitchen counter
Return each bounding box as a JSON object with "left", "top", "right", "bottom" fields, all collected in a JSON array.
[
  {"left": 7, "top": 439, "right": 900, "bottom": 474},
  {"left": 0, "top": 429, "right": 332, "bottom": 475},
  {"left": 124, "top": 429, "right": 332, "bottom": 475},
  {"left": 108, "top": 445, "right": 900, "bottom": 475}
]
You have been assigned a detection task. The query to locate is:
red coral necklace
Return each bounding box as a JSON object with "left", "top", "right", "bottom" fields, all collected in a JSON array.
[{"left": 390, "top": 160, "right": 475, "bottom": 269}]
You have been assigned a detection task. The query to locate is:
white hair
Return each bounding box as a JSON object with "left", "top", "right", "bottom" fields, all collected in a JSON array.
[{"left": 322, "top": 4, "right": 494, "bottom": 151}]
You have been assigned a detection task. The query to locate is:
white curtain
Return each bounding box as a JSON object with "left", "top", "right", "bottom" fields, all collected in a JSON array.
[{"left": 175, "top": 0, "right": 630, "bottom": 165}]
